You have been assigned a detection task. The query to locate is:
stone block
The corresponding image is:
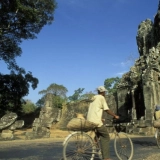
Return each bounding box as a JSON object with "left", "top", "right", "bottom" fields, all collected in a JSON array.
[
  {"left": 145, "top": 112, "right": 154, "bottom": 118},
  {"left": 9, "top": 120, "right": 24, "bottom": 130},
  {"left": 33, "top": 118, "right": 40, "bottom": 123},
  {"left": 145, "top": 120, "right": 153, "bottom": 127},
  {"left": 138, "top": 120, "right": 147, "bottom": 128},
  {"left": 1, "top": 130, "right": 13, "bottom": 139},
  {"left": 133, "top": 120, "right": 139, "bottom": 125},
  {"left": 145, "top": 109, "right": 154, "bottom": 114},
  {"left": 145, "top": 115, "right": 153, "bottom": 120},
  {"left": 133, "top": 127, "right": 141, "bottom": 134},
  {"left": 139, "top": 127, "right": 154, "bottom": 136},
  {"left": 126, "top": 125, "right": 134, "bottom": 133}
]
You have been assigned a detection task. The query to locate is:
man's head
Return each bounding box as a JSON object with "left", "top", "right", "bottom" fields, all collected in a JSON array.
[{"left": 97, "top": 86, "right": 107, "bottom": 96}]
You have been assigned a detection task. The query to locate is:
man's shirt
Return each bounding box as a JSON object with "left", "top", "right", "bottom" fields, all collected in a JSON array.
[{"left": 87, "top": 95, "right": 109, "bottom": 127}]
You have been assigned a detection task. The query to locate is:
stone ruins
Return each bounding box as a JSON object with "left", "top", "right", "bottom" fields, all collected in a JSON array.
[
  {"left": 115, "top": 1, "right": 160, "bottom": 135},
  {"left": 0, "top": 112, "right": 24, "bottom": 140},
  {"left": 25, "top": 93, "right": 61, "bottom": 139}
]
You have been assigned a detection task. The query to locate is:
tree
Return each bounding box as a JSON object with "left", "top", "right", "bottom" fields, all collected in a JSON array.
[
  {"left": 68, "top": 88, "right": 85, "bottom": 101},
  {"left": 0, "top": 0, "right": 57, "bottom": 71},
  {"left": 39, "top": 83, "right": 68, "bottom": 108},
  {"left": 52, "top": 95, "right": 65, "bottom": 108},
  {"left": 36, "top": 96, "right": 45, "bottom": 108},
  {"left": 80, "top": 91, "right": 95, "bottom": 100},
  {"left": 0, "top": 72, "right": 38, "bottom": 116},
  {"left": 0, "top": 0, "right": 56, "bottom": 114},
  {"left": 104, "top": 77, "right": 121, "bottom": 94},
  {"left": 39, "top": 83, "right": 68, "bottom": 98},
  {"left": 22, "top": 99, "right": 36, "bottom": 114}
]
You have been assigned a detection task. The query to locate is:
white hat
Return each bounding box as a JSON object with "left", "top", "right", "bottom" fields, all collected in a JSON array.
[{"left": 97, "top": 86, "right": 107, "bottom": 92}]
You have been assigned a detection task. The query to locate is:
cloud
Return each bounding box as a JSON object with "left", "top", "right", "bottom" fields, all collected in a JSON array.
[
  {"left": 111, "top": 60, "right": 133, "bottom": 68},
  {"left": 116, "top": 71, "right": 128, "bottom": 76},
  {"left": 120, "top": 60, "right": 133, "bottom": 67},
  {"left": 111, "top": 61, "right": 132, "bottom": 77}
]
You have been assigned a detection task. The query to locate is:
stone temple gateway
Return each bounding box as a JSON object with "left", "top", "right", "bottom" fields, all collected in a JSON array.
[{"left": 115, "top": 1, "right": 160, "bottom": 135}]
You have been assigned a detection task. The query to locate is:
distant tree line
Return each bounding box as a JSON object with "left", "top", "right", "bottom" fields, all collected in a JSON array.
[{"left": 35, "top": 77, "right": 121, "bottom": 110}]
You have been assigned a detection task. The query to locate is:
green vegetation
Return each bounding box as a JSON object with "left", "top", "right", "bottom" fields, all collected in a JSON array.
[
  {"left": 22, "top": 100, "right": 37, "bottom": 114},
  {"left": 104, "top": 77, "right": 121, "bottom": 94},
  {"left": 0, "top": 73, "right": 38, "bottom": 116},
  {"left": 68, "top": 88, "right": 96, "bottom": 102},
  {"left": 68, "top": 88, "right": 85, "bottom": 101},
  {"left": 38, "top": 83, "right": 68, "bottom": 109},
  {"left": 0, "top": 0, "right": 57, "bottom": 72},
  {"left": 0, "top": 0, "right": 57, "bottom": 116}
]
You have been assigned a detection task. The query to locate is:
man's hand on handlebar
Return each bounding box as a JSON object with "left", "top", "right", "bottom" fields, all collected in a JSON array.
[
  {"left": 114, "top": 115, "right": 119, "bottom": 119},
  {"left": 106, "top": 110, "right": 120, "bottom": 120}
]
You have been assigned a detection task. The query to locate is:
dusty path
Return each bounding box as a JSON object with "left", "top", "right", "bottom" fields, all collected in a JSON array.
[
  {"left": 0, "top": 129, "right": 160, "bottom": 159},
  {"left": 12, "top": 128, "right": 69, "bottom": 140}
]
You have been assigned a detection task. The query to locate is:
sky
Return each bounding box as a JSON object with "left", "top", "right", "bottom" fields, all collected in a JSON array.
[{"left": 1, "top": 0, "right": 159, "bottom": 103}]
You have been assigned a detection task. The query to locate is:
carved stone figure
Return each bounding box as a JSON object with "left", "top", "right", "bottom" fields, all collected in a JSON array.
[{"left": 136, "top": 19, "right": 153, "bottom": 56}]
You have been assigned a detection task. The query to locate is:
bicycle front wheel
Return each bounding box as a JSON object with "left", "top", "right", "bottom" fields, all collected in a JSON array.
[
  {"left": 156, "top": 128, "right": 160, "bottom": 148},
  {"left": 114, "top": 132, "right": 133, "bottom": 160},
  {"left": 63, "top": 132, "right": 96, "bottom": 160}
]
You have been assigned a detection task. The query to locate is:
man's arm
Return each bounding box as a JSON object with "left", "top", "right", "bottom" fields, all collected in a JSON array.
[{"left": 105, "top": 110, "right": 119, "bottom": 119}]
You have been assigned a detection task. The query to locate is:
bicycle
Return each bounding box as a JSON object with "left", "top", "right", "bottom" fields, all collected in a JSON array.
[
  {"left": 154, "top": 127, "right": 160, "bottom": 148},
  {"left": 153, "top": 118, "right": 160, "bottom": 148},
  {"left": 153, "top": 109, "right": 160, "bottom": 148},
  {"left": 63, "top": 118, "right": 134, "bottom": 160}
]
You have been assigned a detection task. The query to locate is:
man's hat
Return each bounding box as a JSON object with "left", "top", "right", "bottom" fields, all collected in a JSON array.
[{"left": 97, "top": 86, "right": 107, "bottom": 92}]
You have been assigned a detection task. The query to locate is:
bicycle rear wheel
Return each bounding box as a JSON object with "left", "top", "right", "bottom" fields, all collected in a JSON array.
[
  {"left": 63, "top": 132, "right": 96, "bottom": 160},
  {"left": 156, "top": 128, "right": 160, "bottom": 148},
  {"left": 114, "top": 132, "right": 133, "bottom": 160}
]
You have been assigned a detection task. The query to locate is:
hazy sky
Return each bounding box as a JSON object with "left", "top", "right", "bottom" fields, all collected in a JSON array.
[{"left": 1, "top": 0, "right": 159, "bottom": 103}]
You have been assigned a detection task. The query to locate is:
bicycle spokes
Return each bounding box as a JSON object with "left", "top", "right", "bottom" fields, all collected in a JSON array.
[
  {"left": 156, "top": 128, "right": 160, "bottom": 148},
  {"left": 114, "top": 132, "right": 133, "bottom": 160},
  {"left": 63, "top": 132, "right": 96, "bottom": 160}
]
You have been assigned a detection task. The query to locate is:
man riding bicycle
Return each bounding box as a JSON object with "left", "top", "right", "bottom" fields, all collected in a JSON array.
[{"left": 87, "top": 86, "right": 119, "bottom": 160}]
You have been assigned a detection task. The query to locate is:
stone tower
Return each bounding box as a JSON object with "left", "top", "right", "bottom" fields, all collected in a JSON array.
[{"left": 116, "top": 1, "right": 160, "bottom": 135}]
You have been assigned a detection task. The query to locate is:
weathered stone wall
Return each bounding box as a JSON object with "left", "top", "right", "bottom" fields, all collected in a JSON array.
[
  {"left": 56, "top": 100, "right": 91, "bottom": 130},
  {"left": 56, "top": 95, "right": 117, "bottom": 130}
]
